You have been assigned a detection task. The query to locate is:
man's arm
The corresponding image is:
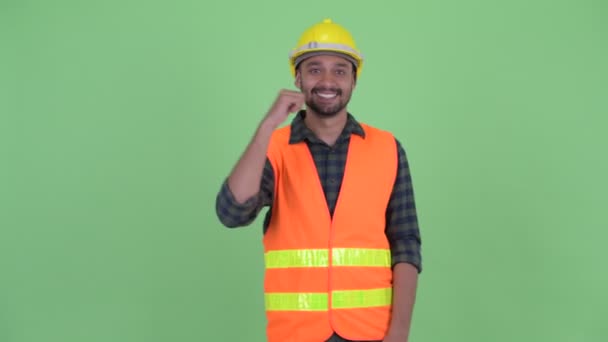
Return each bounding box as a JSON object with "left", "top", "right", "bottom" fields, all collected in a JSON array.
[
  {"left": 225, "top": 89, "right": 303, "bottom": 203},
  {"left": 226, "top": 121, "right": 277, "bottom": 205},
  {"left": 384, "top": 263, "right": 418, "bottom": 341},
  {"left": 384, "top": 138, "right": 422, "bottom": 342},
  {"left": 215, "top": 159, "right": 274, "bottom": 228},
  {"left": 215, "top": 89, "right": 304, "bottom": 228}
]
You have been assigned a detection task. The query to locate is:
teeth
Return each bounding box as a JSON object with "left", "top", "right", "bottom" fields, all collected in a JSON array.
[{"left": 317, "top": 93, "right": 337, "bottom": 99}]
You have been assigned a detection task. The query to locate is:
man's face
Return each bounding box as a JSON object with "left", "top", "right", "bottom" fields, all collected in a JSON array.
[{"left": 295, "top": 54, "right": 356, "bottom": 118}]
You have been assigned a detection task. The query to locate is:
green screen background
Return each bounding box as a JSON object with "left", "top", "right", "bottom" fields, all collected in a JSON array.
[{"left": 1, "top": 0, "right": 607, "bottom": 341}]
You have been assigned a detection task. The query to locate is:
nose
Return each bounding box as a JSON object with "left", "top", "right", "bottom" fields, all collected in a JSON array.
[{"left": 318, "top": 70, "right": 337, "bottom": 86}]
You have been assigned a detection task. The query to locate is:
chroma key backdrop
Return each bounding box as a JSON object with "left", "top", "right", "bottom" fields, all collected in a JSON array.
[{"left": 1, "top": 0, "right": 606, "bottom": 341}]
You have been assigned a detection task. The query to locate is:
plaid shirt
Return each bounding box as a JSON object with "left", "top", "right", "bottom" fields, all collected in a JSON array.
[{"left": 216, "top": 110, "right": 422, "bottom": 273}]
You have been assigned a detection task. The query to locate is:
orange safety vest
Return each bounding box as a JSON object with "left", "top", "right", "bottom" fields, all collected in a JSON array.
[{"left": 264, "top": 123, "right": 398, "bottom": 342}]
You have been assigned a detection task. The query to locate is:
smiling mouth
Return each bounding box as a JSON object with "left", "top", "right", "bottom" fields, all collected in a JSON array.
[{"left": 317, "top": 93, "right": 337, "bottom": 99}]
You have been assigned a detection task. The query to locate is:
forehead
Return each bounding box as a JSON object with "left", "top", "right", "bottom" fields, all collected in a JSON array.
[{"left": 300, "top": 54, "right": 352, "bottom": 67}]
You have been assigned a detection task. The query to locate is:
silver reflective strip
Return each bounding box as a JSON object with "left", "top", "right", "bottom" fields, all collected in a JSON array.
[{"left": 289, "top": 42, "right": 364, "bottom": 60}]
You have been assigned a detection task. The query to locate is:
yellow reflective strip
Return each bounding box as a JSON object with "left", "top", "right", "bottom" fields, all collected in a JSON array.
[
  {"left": 332, "top": 248, "right": 391, "bottom": 267},
  {"left": 265, "top": 288, "right": 392, "bottom": 311},
  {"left": 332, "top": 288, "right": 392, "bottom": 309},
  {"left": 264, "top": 248, "right": 390, "bottom": 269},
  {"left": 265, "top": 293, "right": 328, "bottom": 311},
  {"left": 264, "top": 249, "right": 329, "bottom": 268}
]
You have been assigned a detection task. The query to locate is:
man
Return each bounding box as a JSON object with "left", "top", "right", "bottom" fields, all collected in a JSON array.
[{"left": 215, "top": 18, "right": 422, "bottom": 342}]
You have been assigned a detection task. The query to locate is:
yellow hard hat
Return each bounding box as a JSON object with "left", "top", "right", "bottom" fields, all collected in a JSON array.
[{"left": 289, "top": 18, "right": 364, "bottom": 78}]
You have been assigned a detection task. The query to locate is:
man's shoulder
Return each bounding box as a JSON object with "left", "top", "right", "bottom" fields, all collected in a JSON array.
[
  {"left": 270, "top": 124, "right": 291, "bottom": 141},
  {"left": 268, "top": 125, "right": 293, "bottom": 162},
  {"left": 356, "top": 120, "right": 409, "bottom": 156},
  {"left": 357, "top": 121, "right": 397, "bottom": 140}
]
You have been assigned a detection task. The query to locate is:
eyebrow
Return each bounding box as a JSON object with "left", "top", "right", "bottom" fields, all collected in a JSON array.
[
  {"left": 334, "top": 62, "right": 350, "bottom": 68},
  {"left": 304, "top": 61, "right": 350, "bottom": 68},
  {"left": 304, "top": 61, "right": 322, "bottom": 67}
]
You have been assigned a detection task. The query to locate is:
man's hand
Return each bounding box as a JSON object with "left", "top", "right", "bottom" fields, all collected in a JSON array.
[{"left": 261, "top": 89, "right": 305, "bottom": 129}]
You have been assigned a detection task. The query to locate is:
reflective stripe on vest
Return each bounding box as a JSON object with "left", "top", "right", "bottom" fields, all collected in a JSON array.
[
  {"left": 265, "top": 287, "right": 392, "bottom": 311},
  {"left": 264, "top": 248, "right": 391, "bottom": 268}
]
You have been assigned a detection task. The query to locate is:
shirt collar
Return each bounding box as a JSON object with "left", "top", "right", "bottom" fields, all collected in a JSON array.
[{"left": 288, "top": 110, "right": 366, "bottom": 144}]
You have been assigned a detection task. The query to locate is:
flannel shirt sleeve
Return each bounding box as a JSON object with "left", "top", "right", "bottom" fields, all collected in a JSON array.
[
  {"left": 385, "top": 138, "right": 423, "bottom": 273},
  {"left": 215, "top": 158, "right": 275, "bottom": 228}
]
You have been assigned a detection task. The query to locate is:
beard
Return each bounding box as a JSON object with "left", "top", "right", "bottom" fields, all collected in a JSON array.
[{"left": 304, "top": 86, "right": 352, "bottom": 118}]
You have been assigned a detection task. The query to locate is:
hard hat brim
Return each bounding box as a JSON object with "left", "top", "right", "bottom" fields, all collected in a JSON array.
[
  {"left": 289, "top": 50, "right": 364, "bottom": 77},
  {"left": 294, "top": 50, "right": 360, "bottom": 70}
]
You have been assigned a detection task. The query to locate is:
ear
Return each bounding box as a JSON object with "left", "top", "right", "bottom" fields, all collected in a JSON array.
[{"left": 294, "top": 72, "right": 302, "bottom": 90}]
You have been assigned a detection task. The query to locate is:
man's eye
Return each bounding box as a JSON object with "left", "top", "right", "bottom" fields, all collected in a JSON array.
[
  {"left": 309, "top": 69, "right": 320, "bottom": 74},
  {"left": 336, "top": 70, "right": 346, "bottom": 75}
]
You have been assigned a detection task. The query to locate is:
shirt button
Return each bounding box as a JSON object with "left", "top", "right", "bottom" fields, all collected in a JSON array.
[{"left": 329, "top": 179, "right": 337, "bottom": 185}]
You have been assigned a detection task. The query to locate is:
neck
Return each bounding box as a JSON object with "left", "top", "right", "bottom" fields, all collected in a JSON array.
[{"left": 303, "top": 109, "right": 348, "bottom": 146}]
